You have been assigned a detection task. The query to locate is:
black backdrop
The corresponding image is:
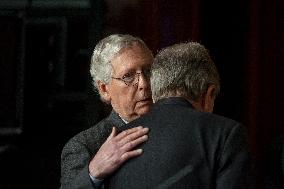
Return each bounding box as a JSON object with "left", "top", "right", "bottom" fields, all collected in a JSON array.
[{"left": 0, "top": 0, "right": 283, "bottom": 188}]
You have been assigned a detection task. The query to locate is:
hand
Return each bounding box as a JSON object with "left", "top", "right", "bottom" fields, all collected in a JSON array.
[{"left": 89, "top": 126, "right": 149, "bottom": 179}]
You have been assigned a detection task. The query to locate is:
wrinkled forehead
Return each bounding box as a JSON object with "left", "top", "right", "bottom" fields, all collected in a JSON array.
[
  {"left": 110, "top": 44, "right": 153, "bottom": 74},
  {"left": 114, "top": 42, "right": 152, "bottom": 59}
]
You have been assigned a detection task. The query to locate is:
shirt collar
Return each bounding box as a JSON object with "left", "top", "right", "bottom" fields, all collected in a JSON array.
[{"left": 119, "top": 115, "right": 129, "bottom": 124}]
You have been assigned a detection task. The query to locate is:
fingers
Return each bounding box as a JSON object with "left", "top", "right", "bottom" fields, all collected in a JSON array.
[
  {"left": 88, "top": 126, "right": 148, "bottom": 179},
  {"left": 115, "top": 126, "right": 144, "bottom": 140},
  {"left": 121, "top": 149, "right": 143, "bottom": 161},
  {"left": 117, "top": 127, "right": 149, "bottom": 146},
  {"left": 106, "top": 127, "right": 117, "bottom": 141},
  {"left": 121, "top": 134, "right": 148, "bottom": 151}
]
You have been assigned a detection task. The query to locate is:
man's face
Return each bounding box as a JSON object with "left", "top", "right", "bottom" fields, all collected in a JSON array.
[{"left": 103, "top": 44, "right": 153, "bottom": 122}]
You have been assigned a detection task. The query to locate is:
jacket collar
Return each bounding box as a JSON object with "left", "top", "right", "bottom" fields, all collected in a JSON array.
[
  {"left": 155, "top": 97, "right": 194, "bottom": 109},
  {"left": 107, "top": 110, "right": 126, "bottom": 129}
]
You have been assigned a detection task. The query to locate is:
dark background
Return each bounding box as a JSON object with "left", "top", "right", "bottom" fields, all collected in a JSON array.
[{"left": 0, "top": 0, "right": 283, "bottom": 188}]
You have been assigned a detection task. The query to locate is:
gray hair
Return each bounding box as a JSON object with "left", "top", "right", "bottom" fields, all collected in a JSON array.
[
  {"left": 90, "top": 34, "right": 150, "bottom": 91},
  {"left": 151, "top": 42, "right": 220, "bottom": 102}
]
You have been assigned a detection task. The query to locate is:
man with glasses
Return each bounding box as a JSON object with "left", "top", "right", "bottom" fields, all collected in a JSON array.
[
  {"left": 60, "top": 34, "right": 153, "bottom": 189},
  {"left": 108, "top": 42, "right": 253, "bottom": 189}
]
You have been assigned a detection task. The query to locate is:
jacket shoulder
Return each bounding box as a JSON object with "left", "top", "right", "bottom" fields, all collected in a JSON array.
[{"left": 62, "top": 115, "right": 115, "bottom": 155}]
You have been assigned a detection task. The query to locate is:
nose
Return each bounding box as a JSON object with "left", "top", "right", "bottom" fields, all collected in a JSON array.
[{"left": 137, "top": 73, "right": 150, "bottom": 90}]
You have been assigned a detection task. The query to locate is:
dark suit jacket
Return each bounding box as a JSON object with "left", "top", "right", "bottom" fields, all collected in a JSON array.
[
  {"left": 264, "top": 135, "right": 284, "bottom": 189},
  {"left": 107, "top": 97, "right": 252, "bottom": 189},
  {"left": 60, "top": 110, "right": 125, "bottom": 189}
]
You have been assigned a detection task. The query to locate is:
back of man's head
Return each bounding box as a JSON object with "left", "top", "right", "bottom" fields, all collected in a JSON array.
[{"left": 151, "top": 42, "right": 220, "bottom": 102}]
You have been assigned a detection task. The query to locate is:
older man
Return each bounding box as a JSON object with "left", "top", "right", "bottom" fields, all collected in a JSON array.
[
  {"left": 60, "top": 34, "right": 153, "bottom": 188},
  {"left": 108, "top": 42, "right": 253, "bottom": 189}
]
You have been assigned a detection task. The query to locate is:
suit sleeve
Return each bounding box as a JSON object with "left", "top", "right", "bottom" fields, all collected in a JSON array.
[
  {"left": 216, "top": 124, "right": 253, "bottom": 189},
  {"left": 60, "top": 139, "right": 98, "bottom": 189}
]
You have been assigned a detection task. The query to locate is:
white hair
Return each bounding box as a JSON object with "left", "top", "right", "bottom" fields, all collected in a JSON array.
[
  {"left": 151, "top": 42, "right": 220, "bottom": 102},
  {"left": 90, "top": 34, "right": 150, "bottom": 91}
]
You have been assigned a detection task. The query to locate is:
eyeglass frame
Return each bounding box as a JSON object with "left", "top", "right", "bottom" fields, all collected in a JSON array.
[{"left": 111, "top": 68, "right": 151, "bottom": 86}]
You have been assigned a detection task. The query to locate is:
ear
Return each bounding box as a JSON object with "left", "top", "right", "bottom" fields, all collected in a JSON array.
[
  {"left": 96, "top": 80, "right": 111, "bottom": 102},
  {"left": 203, "top": 85, "right": 216, "bottom": 113}
]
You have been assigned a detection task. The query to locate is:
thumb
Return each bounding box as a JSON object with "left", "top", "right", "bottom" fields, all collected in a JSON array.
[{"left": 107, "top": 127, "right": 117, "bottom": 141}]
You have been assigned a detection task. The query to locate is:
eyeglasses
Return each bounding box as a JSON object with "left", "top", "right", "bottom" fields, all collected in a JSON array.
[{"left": 111, "top": 68, "right": 151, "bottom": 86}]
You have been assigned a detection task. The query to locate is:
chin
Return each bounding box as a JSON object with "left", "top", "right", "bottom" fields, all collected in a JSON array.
[
  {"left": 135, "top": 99, "right": 153, "bottom": 115},
  {"left": 137, "top": 104, "right": 152, "bottom": 116}
]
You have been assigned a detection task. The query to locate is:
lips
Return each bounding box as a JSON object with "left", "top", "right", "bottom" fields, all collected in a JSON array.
[
  {"left": 136, "top": 97, "right": 153, "bottom": 107},
  {"left": 136, "top": 97, "right": 153, "bottom": 113},
  {"left": 139, "top": 97, "right": 152, "bottom": 103}
]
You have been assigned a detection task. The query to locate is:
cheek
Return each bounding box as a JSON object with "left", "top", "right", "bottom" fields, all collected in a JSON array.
[{"left": 119, "top": 89, "right": 137, "bottom": 110}]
